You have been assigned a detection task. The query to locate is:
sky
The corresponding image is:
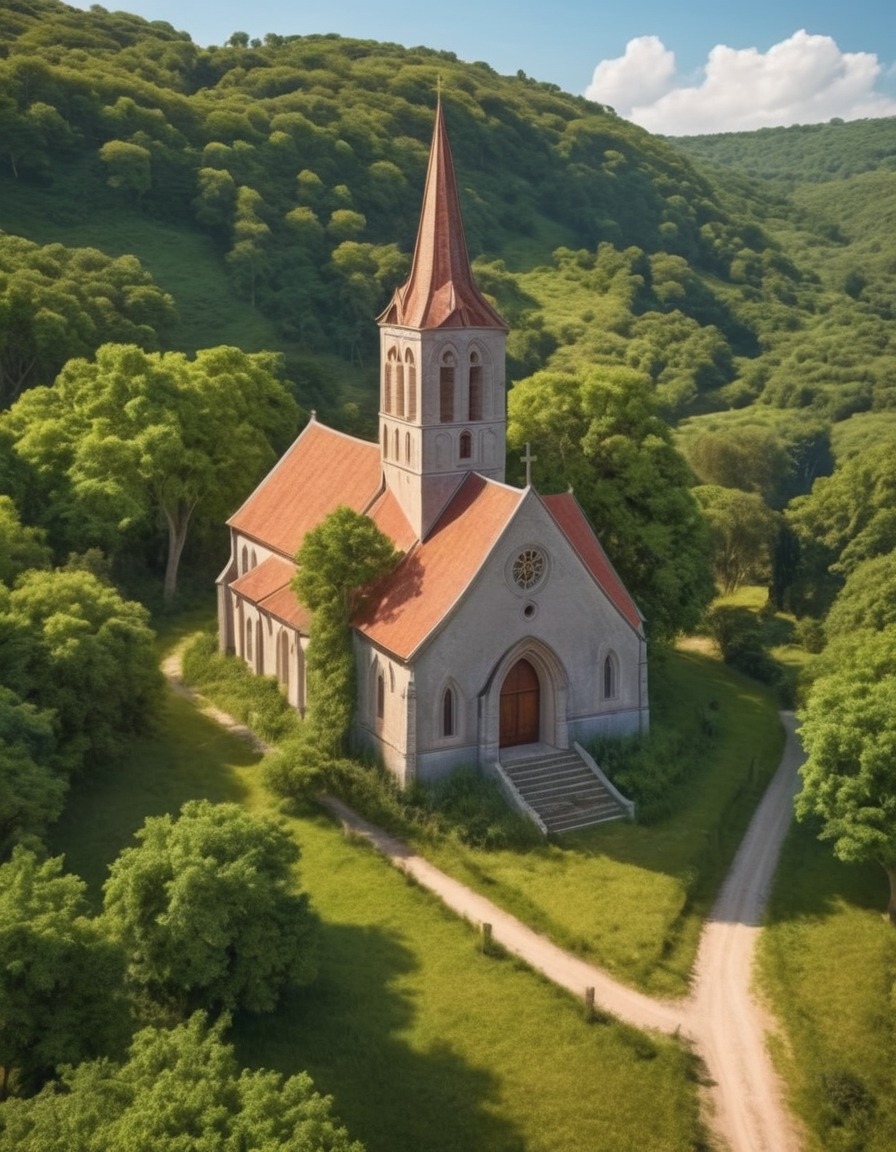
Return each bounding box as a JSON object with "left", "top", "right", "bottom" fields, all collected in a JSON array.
[{"left": 75, "top": 0, "right": 896, "bottom": 134}]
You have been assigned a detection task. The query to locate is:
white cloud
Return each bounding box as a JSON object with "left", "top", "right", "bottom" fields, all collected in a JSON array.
[{"left": 585, "top": 30, "right": 896, "bottom": 135}]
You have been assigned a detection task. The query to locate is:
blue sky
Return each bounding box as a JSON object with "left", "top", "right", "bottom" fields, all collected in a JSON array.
[{"left": 77, "top": 1, "right": 896, "bottom": 133}]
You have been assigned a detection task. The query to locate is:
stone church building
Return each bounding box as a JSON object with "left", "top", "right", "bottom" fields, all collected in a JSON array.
[{"left": 218, "top": 101, "right": 648, "bottom": 825}]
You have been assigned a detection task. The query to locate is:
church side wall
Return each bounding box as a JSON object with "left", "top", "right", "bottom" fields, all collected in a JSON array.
[{"left": 352, "top": 637, "right": 414, "bottom": 788}]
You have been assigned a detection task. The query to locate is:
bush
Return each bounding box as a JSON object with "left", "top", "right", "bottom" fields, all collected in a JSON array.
[
  {"left": 181, "top": 632, "right": 302, "bottom": 744},
  {"left": 592, "top": 726, "right": 708, "bottom": 825},
  {"left": 408, "top": 766, "right": 542, "bottom": 850}
]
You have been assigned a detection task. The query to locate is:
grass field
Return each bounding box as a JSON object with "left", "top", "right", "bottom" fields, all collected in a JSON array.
[
  {"left": 758, "top": 819, "right": 896, "bottom": 1152},
  {"left": 416, "top": 646, "right": 784, "bottom": 997},
  {"left": 49, "top": 639, "right": 706, "bottom": 1152}
]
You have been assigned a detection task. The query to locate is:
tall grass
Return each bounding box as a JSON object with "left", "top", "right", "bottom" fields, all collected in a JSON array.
[{"left": 758, "top": 818, "right": 896, "bottom": 1152}]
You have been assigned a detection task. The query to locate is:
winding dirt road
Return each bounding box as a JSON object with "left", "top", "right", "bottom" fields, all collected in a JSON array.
[
  {"left": 322, "top": 714, "right": 805, "bottom": 1152},
  {"left": 167, "top": 650, "right": 803, "bottom": 1151}
]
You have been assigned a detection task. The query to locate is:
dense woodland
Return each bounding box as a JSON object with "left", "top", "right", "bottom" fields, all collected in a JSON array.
[{"left": 1, "top": 0, "right": 896, "bottom": 1148}]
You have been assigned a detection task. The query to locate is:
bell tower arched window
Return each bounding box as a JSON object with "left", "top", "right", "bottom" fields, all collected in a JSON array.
[
  {"left": 406, "top": 351, "right": 417, "bottom": 420},
  {"left": 468, "top": 350, "right": 483, "bottom": 421},
  {"left": 396, "top": 358, "right": 405, "bottom": 418},
  {"left": 440, "top": 351, "right": 456, "bottom": 423},
  {"left": 384, "top": 348, "right": 398, "bottom": 414},
  {"left": 459, "top": 430, "right": 472, "bottom": 460}
]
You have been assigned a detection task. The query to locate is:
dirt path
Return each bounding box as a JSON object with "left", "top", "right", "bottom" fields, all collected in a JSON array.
[
  {"left": 321, "top": 717, "right": 806, "bottom": 1152},
  {"left": 165, "top": 647, "right": 802, "bottom": 1151}
]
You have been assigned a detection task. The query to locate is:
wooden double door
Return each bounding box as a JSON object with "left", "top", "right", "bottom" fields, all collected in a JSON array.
[{"left": 499, "top": 658, "right": 541, "bottom": 747}]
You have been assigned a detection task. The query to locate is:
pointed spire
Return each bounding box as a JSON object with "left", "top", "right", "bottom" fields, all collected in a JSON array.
[{"left": 379, "top": 98, "right": 507, "bottom": 331}]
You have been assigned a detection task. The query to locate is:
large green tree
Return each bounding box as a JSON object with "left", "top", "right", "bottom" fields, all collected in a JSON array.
[
  {"left": 0, "top": 495, "right": 50, "bottom": 585},
  {"left": 797, "top": 627, "right": 896, "bottom": 924},
  {"left": 103, "top": 800, "right": 317, "bottom": 1015},
  {"left": 0, "top": 235, "right": 176, "bottom": 406},
  {"left": 0, "top": 567, "right": 161, "bottom": 774},
  {"left": 693, "top": 485, "right": 780, "bottom": 593},
  {"left": 0, "top": 1012, "right": 364, "bottom": 1152},
  {"left": 5, "top": 343, "right": 300, "bottom": 598},
  {"left": 0, "top": 848, "right": 126, "bottom": 1100},
  {"left": 507, "top": 366, "right": 714, "bottom": 640},
  {"left": 293, "top": 506, "right": 401, "bottom": 756},
  {"left": 0, "top": 687, "right": 63, "bottom": 856}
]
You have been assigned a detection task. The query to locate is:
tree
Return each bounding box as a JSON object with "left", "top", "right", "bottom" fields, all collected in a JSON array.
[
  {"left": 824, "top": 552, "right": 896, "bottom": 642},
  {"left": 0, "top": 687, "right": 64, "bottom": 856},
  {"left": 797, "top": 628, "right": 896, "bottom": 924},
  {"left": 0, "top": 848, "right": 126, "bottom": 1099},
  {"left": 0, "top": 568, "right": 161, "bottom": 774},
  {"left": 507, "top": 366, "right": 714, "bottom": 641},
  {"left": 98, "top": 140, "right": 151, "bottom": 202},
  {"left": 693, "top": 485, "right": 779, "bottom": 593},
  {"left": 0, "top": 496, "right": 50, "bottom": 585},
  {"left": 293, "top": 507, "right": 401, "bottom": 755},
  {"left": 0, "top": 1013, "right": 364, "bottom": 1152},
  {"left": 0, "top": 235, "right": 176, "bottom": 405},
  {"left": 103, "top": 800, "right": 318, "bottom": 1015},
  {"left": 5, "top": 344, "right": 299, "bottom": 598}
]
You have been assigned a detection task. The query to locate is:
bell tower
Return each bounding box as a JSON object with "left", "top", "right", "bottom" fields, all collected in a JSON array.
[{"left": 378, "top": 99, "right": 508, "bottom": 540}]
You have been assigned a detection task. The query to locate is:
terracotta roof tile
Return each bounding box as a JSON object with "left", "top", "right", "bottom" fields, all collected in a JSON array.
[
  {"left": 356, "top": 473, "right": 523, "bottom": 659},
  {"left": 230, "top": 556, "right": 310, "bottom": 631},
  {"left": 228, "top": 419, "right": 383, "bottom": 557},
  {"left": 378, "top": 100, "right": 506, "bottom": 332},
  {"left": 366, "top": 486, "right": 418, "bottom": 554},
  {"left": 541, "top": 493, "right": 644, "bottom": 633}
]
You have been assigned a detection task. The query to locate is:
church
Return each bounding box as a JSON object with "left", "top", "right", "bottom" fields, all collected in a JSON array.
[{"left": 217, "top": 101, "right": 648, "bottom": 825}]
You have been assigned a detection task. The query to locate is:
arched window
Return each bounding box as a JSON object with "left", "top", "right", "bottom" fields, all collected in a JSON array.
[
  {"left": 385, "top": 348, "right": 397, "bottom": 413},
  {"left": 468, "top": 350, "right": 483, "bottom": 421},
  {"left": 250, "top": 549, "right": 257, "bottom": 568},
  {"left": 396, "top": 359, "right": 405, "bottom": 418},
  {"left": 459, "top": 430, "right": 472, "bottom": 460},
  {"left": 393, "top": 428, "right": 399, "bottom": 460},
  {"left": 382, "top": 424, "right": 389, "bottom": 459},
  {"left": 376, "top": 672, "right": 385, "bottom": 720},
  {"left": 240, "top": 544, "right": 248, "bottom": 575},
  {"left": 405, "top": 431, "right": 411, "bottom": 462},
  {"left": 277, "top": 630, "right": 290, "bottom": 689},
  {"left": 442, "top": 687, "right": 455, "bottom": 737},
  {"left": 440, "top": 351, "right": 455, "bottom": 423},
  {"left": 603, "top": 653, "right": 618, "bottom": 700},
  {"left": 245, "top": 618, "right": 253, "bottom": 662},
  {"left": 406, "top": 351, "right": 417, "bottom": 420}
]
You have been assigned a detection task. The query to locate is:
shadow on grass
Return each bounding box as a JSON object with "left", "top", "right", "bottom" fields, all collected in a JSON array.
[
  {"left": 233, "top": 921, "right": 526, "bottom": 1152},
  {"left": 766, "top": 816, "right": 889, "bottom": 924},
  {"left": 49, "top": 691, "right": 258, "bottom": 905}
]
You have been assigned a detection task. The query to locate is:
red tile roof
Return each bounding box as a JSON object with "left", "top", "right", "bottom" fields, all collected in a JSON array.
[
  {"left": 230, "top": 556, "right": 310, "bottom": 631},
  {"left": 378, "top": 99, "right": 507, "bottom": 332},
  {"left": 541, "top": 493, "right": 644, "bottom": 633},
  {"left": 228, "top": 418, "right": 383, "bottom": 557},
  {"left": 356, "top": 473, "right": 524, "bottom": 659}
]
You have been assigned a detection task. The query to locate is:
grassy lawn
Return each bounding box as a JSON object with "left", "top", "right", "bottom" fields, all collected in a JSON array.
[
  {"left": 49, "top": 632, "right": 706, "bottom": 1152},
  {"left": 757, "top": 818, "right": 896, "bottom": 1152},
  {"left": 416, "top": 646, "right": 783, "bottom": 997}
]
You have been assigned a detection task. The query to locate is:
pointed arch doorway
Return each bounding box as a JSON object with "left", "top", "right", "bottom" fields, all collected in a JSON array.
[{"left": 500, "top": 658, "right": 541, "bottom": 747}]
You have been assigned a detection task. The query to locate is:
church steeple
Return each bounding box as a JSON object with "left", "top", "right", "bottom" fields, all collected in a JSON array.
[
  {"left": 378, "top": 99, "right": 508, "bottom": 540},
  {"left": 379, "top": 98, "right": 507, "bottom": 332}
]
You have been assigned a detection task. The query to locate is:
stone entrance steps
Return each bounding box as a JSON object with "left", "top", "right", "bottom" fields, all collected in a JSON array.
[{"left": 499, "top": 748, "right": 629, "bottom": 834}]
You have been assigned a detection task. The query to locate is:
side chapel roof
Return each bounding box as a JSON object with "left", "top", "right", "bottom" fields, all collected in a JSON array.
[
  {"left": 227, "top": 418, "right": 383, "bottom": 556},
  {"left": 377, "top": 99, "right": 508, "bottom": 331}
]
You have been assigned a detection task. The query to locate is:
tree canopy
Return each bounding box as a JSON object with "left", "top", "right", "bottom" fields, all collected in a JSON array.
[
  {"left": 4, "top": 343, "right": 300, "bottom": 597},
  {"left": 507, "top": 366, "right": 714, "bottom": 640},
  {"left": 103, "top": 800, "right": 318, "bottom": 1015},
  {"left": 797, "top": 628, "right": 896, "bottom": 924},
  {"left": 0, "top": 847, "right": 126, "bottom": 1100},
  {"left": 0, "top": 1012, "right": 364, "bottom": 1151}
]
